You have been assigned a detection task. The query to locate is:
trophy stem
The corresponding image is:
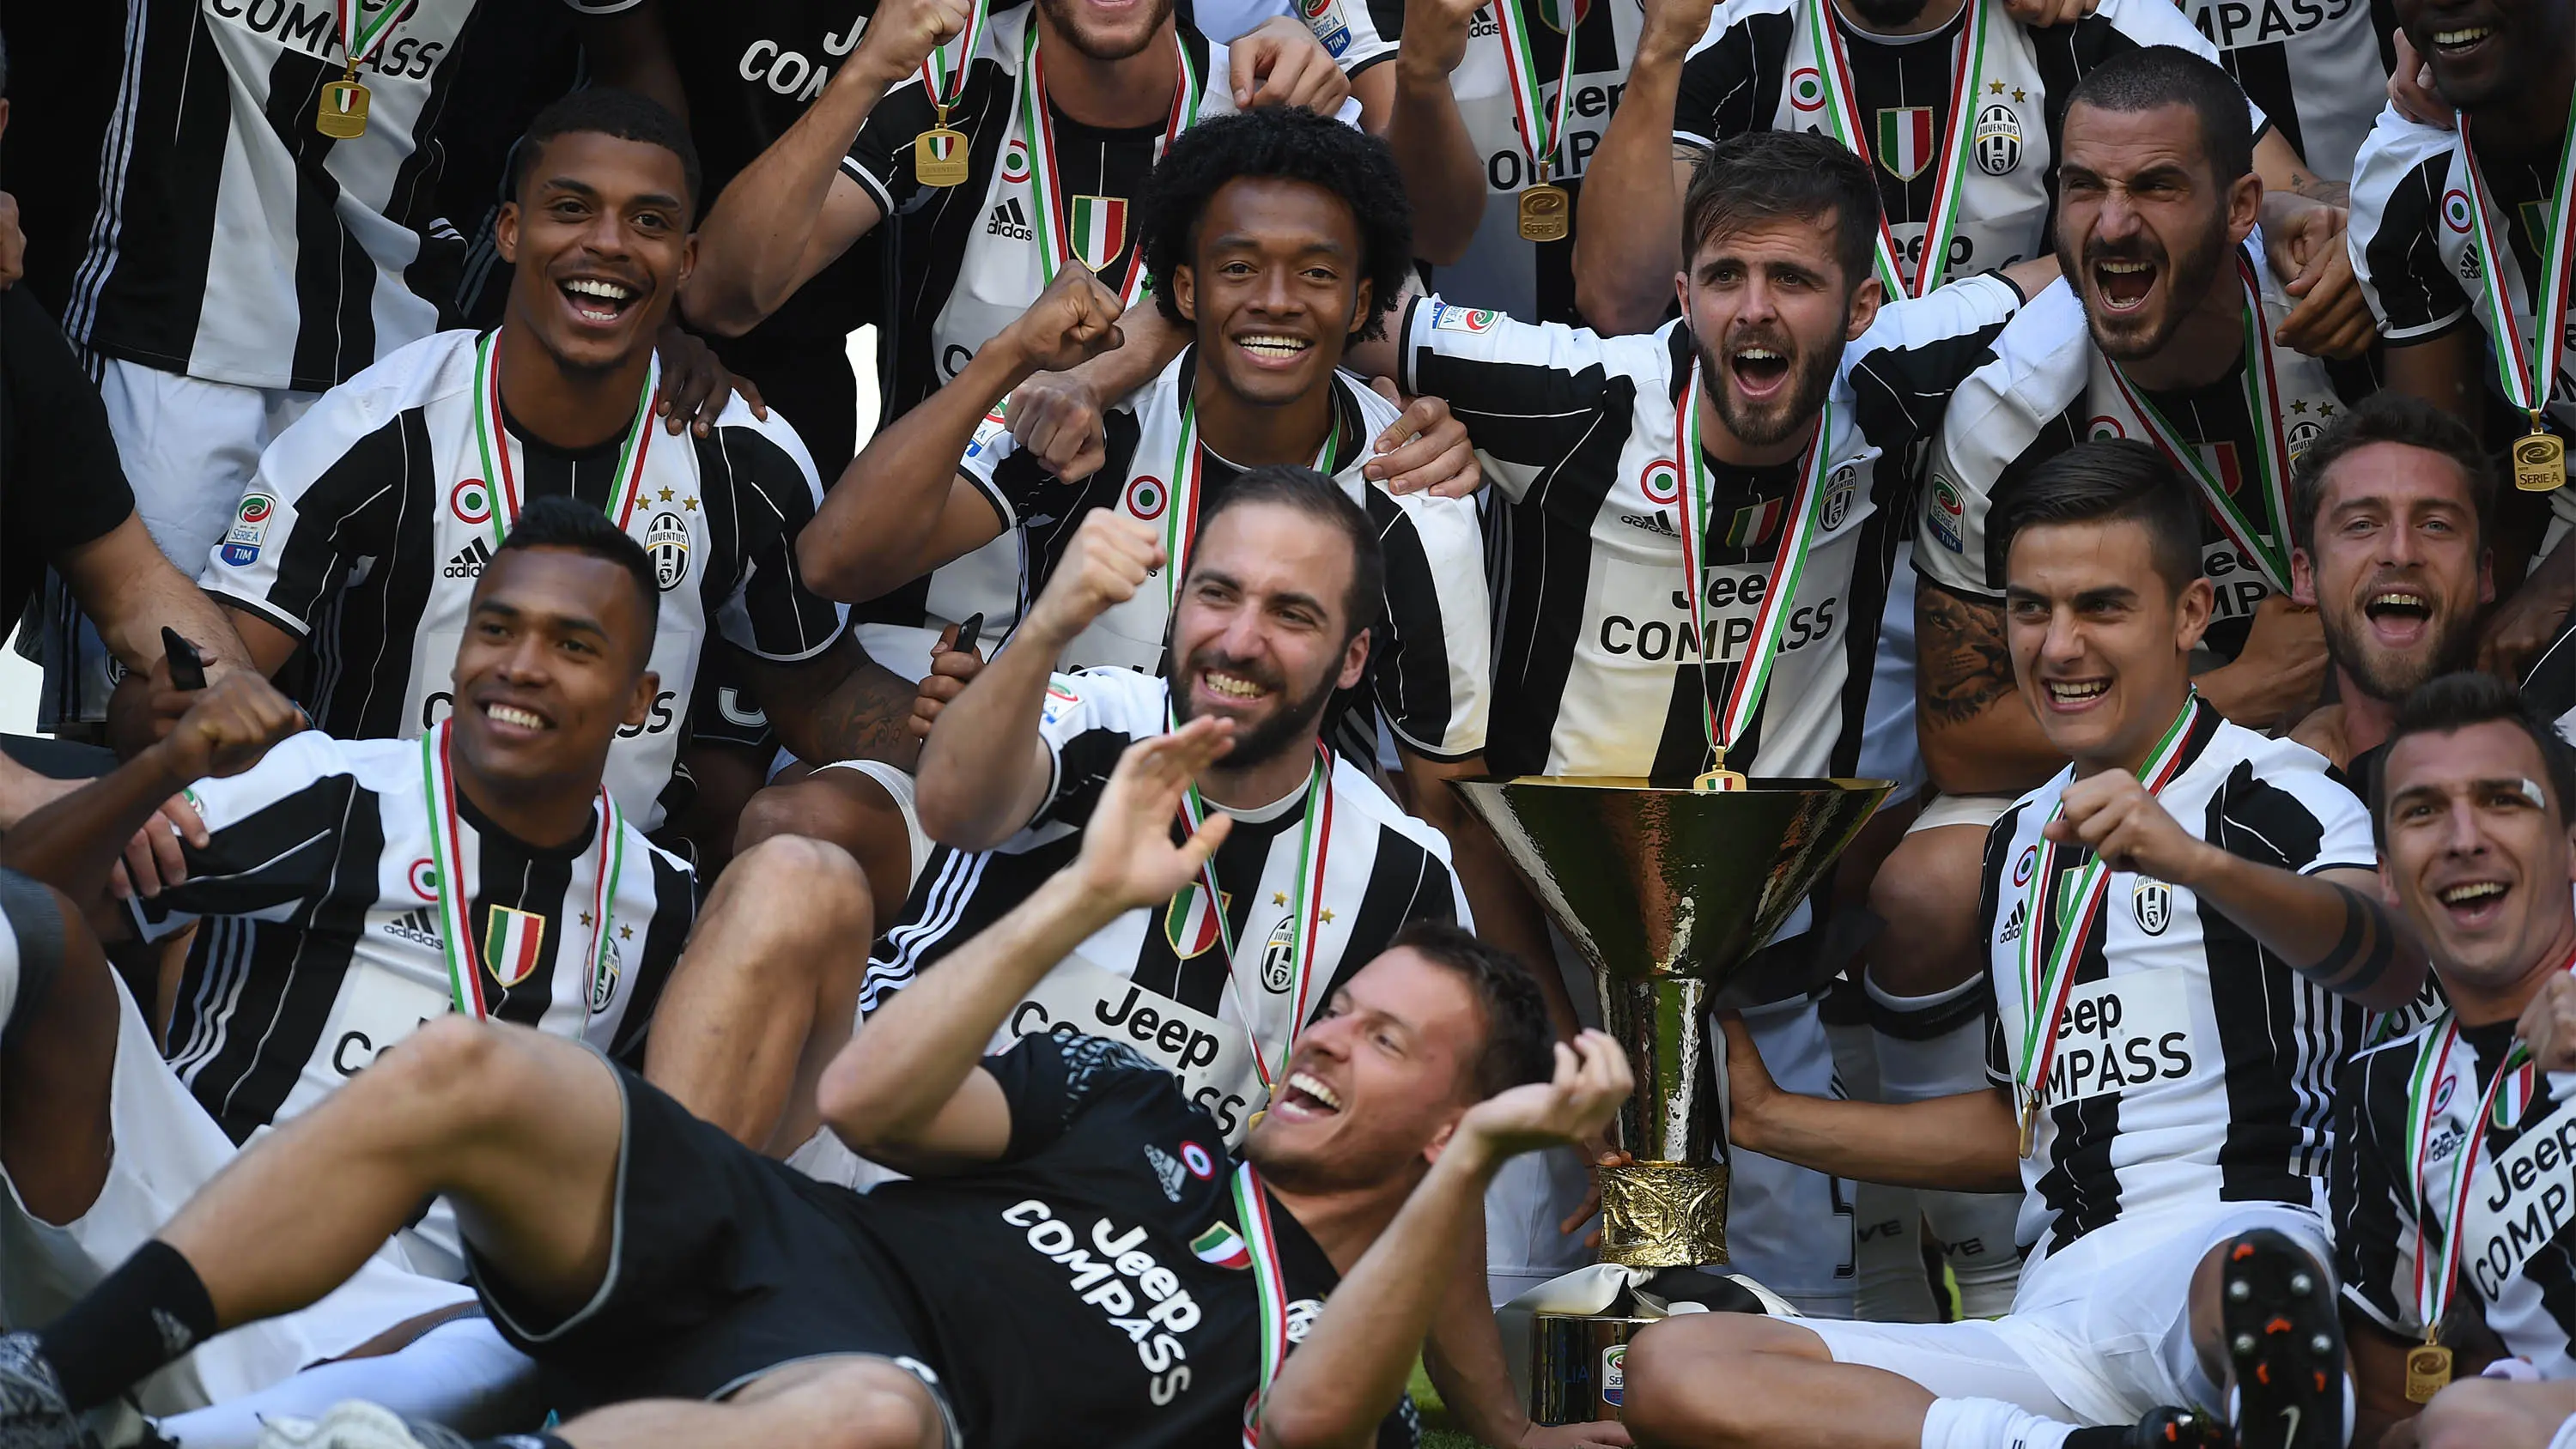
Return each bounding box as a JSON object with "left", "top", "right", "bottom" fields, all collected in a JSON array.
[{"left": 1596, "top": 977, "right": 1728, "bottom": 1267}]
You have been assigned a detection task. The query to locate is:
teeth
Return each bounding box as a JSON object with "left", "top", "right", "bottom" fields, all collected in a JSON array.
[
  {"left": 565, "top": 278, "right": 632, "bottom": 300},
  {"left": 2046, "top": 680, "right": 2108, "bottom": 700},
  {"left": 2432, "top": 26, "right": 2489, "bottom": 43},
  {"left": 1204, "top": 671, "right": 1263, "bottom": 699},
  {"left": 1288, "top": 1070, "right": 1342, "bottom": 1111},
  {"left": 486, "top": 703, "right": 546, "bottom": 731},
  {"left": 1735, "top": 348, "right": 1782, "bottom": 361},
  {"left": 2439, "top": 882, "right": 2506, "bottom": 905},
  {"left": 1238, "top": 335, "right": 1309, "bottom": 356},
  {"left": 2099, "top": 261, "right": 2152, "bottom": 274},
  {"left": 2371, "top": 592, "right": 2427, "bottom": 609}
]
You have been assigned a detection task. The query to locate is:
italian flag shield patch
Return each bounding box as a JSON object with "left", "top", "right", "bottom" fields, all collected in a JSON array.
[
  {"left": 1069, "top": 195, "right": 1129, "bottom": 272},
  {"left": 483, "top": 905, "right": 547, "bottom": 988},
  {"left": 1192, "top": 1221, "right": 1251, "bottom": 1268}
]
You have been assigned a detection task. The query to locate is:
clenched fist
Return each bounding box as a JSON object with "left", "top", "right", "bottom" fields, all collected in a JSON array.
[
  {"left": 848, "top": 0, "right": 973, "bottom": 89},
  {"left": 1001, "top": 264, "right": 1127, "bottom": 376},
  {"left": 1021, "top": 512, "right": 1165, "bottom": 651},
  {"left": 152, "top": 672, "right": 307, "bottom": 786}
]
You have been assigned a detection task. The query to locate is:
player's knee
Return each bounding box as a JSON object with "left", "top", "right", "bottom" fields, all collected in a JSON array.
[
  {"left": 1620, "top": 1313, "right": 1802, "bottom": 1444},
  {"left": 2416, "top": 1378, "right": 2556, "bottom": 1449},
  {"left": 804, "top": 1361, "right": 945, "bottom": 1449},
  {"left": 1867, "top": 828, "right": 1985, "bottom": 997},
  {"left": 364, "top": 1016, "right": 525, "bottom": 1131},
  {"left": 732, "top": 833, "right": 872, "bottom": 925}
]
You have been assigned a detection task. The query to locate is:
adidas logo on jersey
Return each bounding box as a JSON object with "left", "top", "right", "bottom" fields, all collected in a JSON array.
[
  {"left": 381, "top": 906, "right": 442, "bottom": 948},
  {"left": 1998, "top": 900, "right": 2026, "bottom": 944},
  {"left": 987, "top": 197, "right": 1034, "bottom": 242},
  {"left": 445, "top": 537, "right": 496, "bottom": 580},
  {"left": 1619, "top": 510, "right": 1682, "bottom": 538},
  {"left": 1143, "top": 1143, "right": 1188, "bottom": 1202}
]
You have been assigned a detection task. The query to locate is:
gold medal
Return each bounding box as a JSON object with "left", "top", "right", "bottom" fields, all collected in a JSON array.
[
  {"left": 2016, "top": 1092, "right": 2039, "bottom": 1158},
  {"left": 1692, "top": 749, "right": 1746, "bottom": 792},
  {"left": 1519, "top": 182, "right": 1571, "bottom": 243},
  {"left": 2513, "top": 427, "right": 2565, "bottom": 493},
  {"left": 2403, "top": 1342, "right": 2453, "bottom": 1403},
  {"left": 316, "top": 76, "right": 370, "bottom": 139},
  {"left": 915, "top": 113, "right": 971, "bottom": 189}
]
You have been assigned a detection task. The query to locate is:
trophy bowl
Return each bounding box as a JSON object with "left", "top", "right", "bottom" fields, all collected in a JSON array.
[{"left": 1449, "top": 776, "right": 1893, "bottom": 1269}]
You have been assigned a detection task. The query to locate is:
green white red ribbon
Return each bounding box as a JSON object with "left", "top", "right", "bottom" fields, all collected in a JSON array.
[
  {"left": 1018, "top": 25, "right": 1200, "bottom": 306},
  {"left": 1157, "top": 380, "right": 1347, "bottom": 613},
  {"left": 1491, "top": 0, "right": 1581, "bottom": 184},
  {"left": 469, "top": 329, "right": 659, "bottom": 552},
  {"left": 2457, "top": 95, "right": 2576, "bottom": 426},
  {"left": 1233, "top": 1161, "right": 1290, "bottom": 1447},
  {"left": 2403, "top": 958, "right": 2563, "bottom": 1339},
  {"left": 1806, "top": 0, "right": 1990, "bottom": 297},
  {"left": 919, "top": 0, "right": 993, "bottom": 111},
  {"left": 332, "top": 0, "right": 408, "bottom": 71}
]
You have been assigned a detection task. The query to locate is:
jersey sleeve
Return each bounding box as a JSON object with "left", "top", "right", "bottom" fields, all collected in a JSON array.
[
  {"left": 1372, "top": 493, "right": 1492, "bottom": 761},
  {"left": 2520, "top": 615, "right": 2576, "bottom": 748},
  {"left": 956, "top": 403, "right": 1032, "bottom": 530},
  {"left": 987, "top": 1029, "right": 1180, "bottom": 1161},
  {"left": 1844, "top": 273, "right": 2020, "bottom": 458},
  {"left": 2348, "top": 114, "right": 2471, "bottom": 343},
  {"left": 2209, "top": 752, "right": 2379, "bottom": 877},
  {"left": 2330, "top": 1049, "right": 2422, "bottom": 1337},
  {"left": 1027, "top": 669, "right": 1161, "bottom": 833},
  {"left": 125, "top": 733, "right": 355, "bottom": 942},
  {"left": 2084, "top": 0, "right": 2267, "bottom": 136},
  {"left": 841, "top": 76, "right": 947, "bottom": 219},
  {"left": 1394, "top": 295, "right": 1634, "bottom": 504},
  {"left": 4, "top": 291, "right": 134, "bottom": 559},
  {"left": 705, "top": 415, "right": 848, "bottom": 664},
  {"left": 1286, "top": 0, "right": 1398, "bottom": 76},
  {"left": 199, "top": 398, "right": 409, "bottom": 640},
  {"left": 1674, "top": 13, "right": 1772, "bottom": 149}
]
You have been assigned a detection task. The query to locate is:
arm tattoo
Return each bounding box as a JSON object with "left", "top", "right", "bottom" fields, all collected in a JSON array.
[
  {"left": 1917, "top": 586, "right": 2018, "bottom": 730},
  {"left": 2306, "top": 882, "right": 2397, "bottom": 995},
  {"left": 751, "top": 639, "right": 923, "bottom": 770}
]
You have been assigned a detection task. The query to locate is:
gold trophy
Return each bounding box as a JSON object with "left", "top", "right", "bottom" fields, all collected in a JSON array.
[{"left": 1450, "top": 773, "right": 1892, "bottom": 1422}]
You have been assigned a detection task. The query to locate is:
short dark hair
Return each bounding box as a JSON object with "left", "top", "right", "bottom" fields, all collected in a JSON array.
[
  {"left": 1139, "top": 107, "right": 1413, "bottom": 342},
  {"left": 1682, "top": 131, "right": 1882, "bottom": 294},
  {"left": 1386, "top": 921, "right": 1557, "bottom": 1100},
  {"left": 510, "top": 88, "right": 702, "bottom": 213},
  {"left": 2289, "top": 391, "right": 2494, "bottom": 555},
  {"left": 1194, "top": 465, "right": 1385, "bottom": 644},
  {"left": 1990, "top": 440, "right": 2204, "bottom": 595},
  {"left": 2064, "top": 45, "right": 2255, "bottom": 187},
  {"left": 495, "top": 494, "right": 662, "bottom": 661},
  {"left": 2373, "top": 671, "right": 2576, "bottom": 846}
]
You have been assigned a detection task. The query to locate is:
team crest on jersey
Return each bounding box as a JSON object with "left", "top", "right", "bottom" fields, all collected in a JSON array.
[
  {"left": 1820, "top": 464, "right": 1857, "bottom": 530},
  {"left": 408, "top": 858, "right": 439, "bottom": 902},
  {"left": 590, "top": 942, "right": 622, "bottom": 1015},
  {"left": 1260, "top": 919, "right": 1297, "bottom": 992},
  {"left": 1299, "top": 0, "right": 1354, "bottom": 56},
  {"left": 1165, "top": 883, "right": 1232, "bottom": 958},
  {"left": 2442, "top": 188, "right": 2474, "bottom": 233},
  {"left": 1874, "top": 107, "right": 1935, "bottom": 181},
  {"left": 1972, "top": 104, "right": 2022, "bottom": 176},
  {"left": 1723, "top": 497, "right": 1783, "bottom": 549},
  {"left": 2087, "top": 415, "right": 2127, "bottom": 442},
  {"left": 1192, "top": 1220, "right": 1251, "bottom": 1267},
  {"left": 1927, "top": 475, "right": 1965, "bottom": 552},
  {"left": 2523, "top": 200, "right": 2553, "bottom": 253},
  {"left": 2012, "top": 843, "right": 2038, "bottom": 887},
  {"left": 1640, "top": 458, "right": 1681, "bottom": 506},
  {"left": 1285, "top": 1298, "right": 1324, "bottom": 1343},
  {"left": 1431, "top": 302, "right": 1500, "bottom": 334},
  {"left": 644, "top": 511, "right": 691, "bottom": 590},
  {"left": 1125, "top": 474, "right": 1169, "bottom": 520},
  {"left": 483, "top": 906, "right": 547, "bottom": 988},
  {"left": 1001, "top": 139, "right": 1033, "bottom": 185},
  {"left": 2287, "top": 419, "right": 2323, "bottom": 458},
  {"left": 451, "top": 478, "right": 495, "bottom": 525},
  {"left": 221, "top": 491, "right": 278, "bottom": 567},
  {"left": 1788, "top": 68, "right": 1826, "bottom": 112},
  {"left": 2132, "top": 881, "right": 2172, "bottom": 935}
]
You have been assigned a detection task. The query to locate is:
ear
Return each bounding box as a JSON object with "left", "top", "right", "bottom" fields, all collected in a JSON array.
[
  {"left": 625, "top": 668, "right": 660, "bottom": 731},
  {"left": 1419, "top": 1114, "right": 1461, "bottom": 1166},
  {"left": 1843, "top": 273, "right": 1885, "bottom": 343},
  {"left": 497, "top": 201, "right": 520, "bottom": 265},
  {"left": 2225, "top": 173, "right": 2263, "bottom": 247},
  {"left": 2173, "top": 575, "right": 2216, "bottom": 654},
  {"left": 2379, "top": 857, "right": 2403, "bottom": 910},
  {"left": 1336, "top": 627, "right": 1370, "bottom": 693},
  {"left": 1672, "top": 269, "right": 1691, "bottom": 322},
  {"left": 1350, "top": 276, "right": 1374, "bottom": 340},
  {"left": 1173, "top": 263, "right": 1199, "bottom": 325},
  {"left": 2480, "top": 546, "right": 2498, "bottom": 607},
  {"left": 2288, "top": 546, "right": 2318, "bottom": 608},
  {"left": 676, "top": 233, "right": 697, "bottom": 290}
]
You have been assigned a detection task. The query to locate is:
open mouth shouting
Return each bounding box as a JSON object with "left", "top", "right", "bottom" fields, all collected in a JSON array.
[
  {"left": 1727, "top": 340, "right": 1795, "bottom": 403},
  {"left": 558, "top": 274, "right": 642, "bottom": 329},
  {"left": 2360, "top": 584, "right": 2434, "bottom": 648},
  {"left": 1273, "top": 1068, "right": 1344, "bottom": 1123},
  {"left": 2433, "top": 876, "right": 2512, "bottom": 929},
  {"left": 2091, "top": 256, "right": 2158, "bottom": 314}
]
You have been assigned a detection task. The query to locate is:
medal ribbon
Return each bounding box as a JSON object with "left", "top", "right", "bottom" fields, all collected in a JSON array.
[
  {"left": 1020, "top": 26, "right": 1200, "bottom": 307},
  {"left": 469, "top": 329, "right": 660, "bottom": 552},
  {"left": 2010, "top": 695, "right": 2199, "bottom": 1125},
  {"left": 1232, "top": 1161, "right": 1291, "bottom": 1448},
  {"left": 417, "top": 719, "right": 623, "bottom": 1020},
  {"left": 2457, "top": 98, "right": 2576, "bottom": 427},
  {"left": 1162, "top": 379, "right": 1347, "bottom": 612},
  {"left": 1809, "top": 0, "right": 1990, "bottom": 297},
  {"left": 918, "top": 0, "right": 993, "bottom": 112},
  {"left": 1676, "top": 361, "right": 1836, "bottom": 773},
  {"left": 332, "top": 0, "right": 409, "bottom": 73},
  {"left": 1490, "top": 0, "right": 1581, "bottom": 183},
  {"left": 2101, "top": 256, "right": 2296, "bottom": 596},
  {"left": 1170, "top": 710, "right": 1336, "bottom": 1096}
]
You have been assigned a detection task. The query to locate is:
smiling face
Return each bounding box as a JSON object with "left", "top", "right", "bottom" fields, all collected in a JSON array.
[
  {"left": 499, "top": 130, "right": 694, "bottom": 376},
  {"left": 2397, "top": 0, "right": 2573, "bottom": 111},
  {"left": 1244, "top": 948, "right": 1489, "bottom": 1190},
  {"left": 2294, "top": 442, "right": 2491, "bottom": 704},
  {"left": 1172, "top": 177, "right": 1369, "bottom": 412},
  {"left": 1166, "top": 500, "right": 1371, "bottom": 770},
  {"left": 448, "top": 547, "right": 659, "bottom": 793},
  {"left": 1674, "top": 210, "right": 1875, "bottom": 451},
  {"left": 1036, "top": 0, "right": 1178, "bottom": 64},
  {"left": 2382, "top": 721, "right": 2576, "bottom": 1009},
  {"left": 2054, "top": 100, "right": 2253, "bottom": 364},
  {"left": 2004, "top": 518, "right": 2213, "bottom": 770}
]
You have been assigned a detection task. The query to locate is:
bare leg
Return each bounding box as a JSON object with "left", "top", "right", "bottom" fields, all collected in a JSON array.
[
  {"left": 0, "top": 879, "right": 121, "bottom": 1226},
  {"left": 734, "top": 770, "right": 917, "bottom": 929},
  {"left": 1620, "top": 1313, "right": 1935, "bottom": 1449},
  {"left": 642, "top": 835, "right": 872, "bottom": 1154},
  {"left": 2416, "top": 1378, "right": 2576, "bottom": 1449},
  {"left": 557, "top": 1355, "right": 945, "bottom": 1449},
  {"left": 159, "top": 1017, "right": 623, "bottom": 1330}
]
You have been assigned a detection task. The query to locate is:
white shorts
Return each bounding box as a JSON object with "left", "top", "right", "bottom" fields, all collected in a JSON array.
[
  {"left": 1906, "top": 791, "right": 2016, "bottom": 837},
  {"left": 1789, "top": 1202, "right": 2330, "bottom": 1424},
  {"left": 37, "top": 358, "right": 319, "bottom": 724},
  {"left": 0, "top": 973, "right": 476, "bottom": 1416},
  {"left": 813, "top": 759, "right": 933, "bottom": 894}
]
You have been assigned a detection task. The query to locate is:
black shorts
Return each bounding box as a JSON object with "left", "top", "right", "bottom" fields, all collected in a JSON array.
[{"left": 470, "top": 1064, "right": 955, "bottom": 1431}]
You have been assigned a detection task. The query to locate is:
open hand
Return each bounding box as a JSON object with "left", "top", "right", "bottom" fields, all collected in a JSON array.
[
  {"left": 1458, "top": 1028, "right": 1633, "bottom": 1166},
  {"left": 654, "top": 324, "right": 768, "bottom": 436},
  {"left": 1364, "top": 380, "right": 1484, "bottom": 498},
  {"left": 1074, "top": 719, "right": 1239, "bottom": 909}
]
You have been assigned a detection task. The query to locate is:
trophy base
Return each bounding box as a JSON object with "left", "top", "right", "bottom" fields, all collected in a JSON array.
[
  {"left": 1600, "top": 1160, "right": 1728, "bottom": 1268},
  {"left": 1528, "top": 1311, "right": 1653, "bottom": 1425}
]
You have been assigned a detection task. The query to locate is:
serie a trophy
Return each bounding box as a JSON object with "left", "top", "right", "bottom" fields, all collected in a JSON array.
[{"left": 1450, "top": 773, "right": 1891, "bottom": 1423}]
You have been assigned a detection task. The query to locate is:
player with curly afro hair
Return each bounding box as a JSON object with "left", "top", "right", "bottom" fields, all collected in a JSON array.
[{"left": 1137, "top": 106, "right": 1414, "bottom": 343}]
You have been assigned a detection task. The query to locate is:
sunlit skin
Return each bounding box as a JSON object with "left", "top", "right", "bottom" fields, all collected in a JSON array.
[
  {"left": 1669, "top": 212, "right": 1880, "bottom": 466},
  {"left": 1166, "top": 501, "right": 1370, "bottom": 778},
  {"left": 1245, "top": 949, "right": 1489, "bottom": 1192},
  {"left": 1036, "top": 0, "right": 1176, "bottom": 64},
  {"left": 1171, "top": 177, "right": 1373, "bottom": 464},
  {"left": 2379, "top": 721, "right": 2576, "bottom": 1023},
  {"left": 2052, "top": 101, "right": 2259, "bottom": 387},
  {"left": 2291, "top": 441, "right": 2493, "bottom": 703},
  {"left": 495, "top": 131, "right": 695, "bottom": 447},
  {"left": 447, "top": 548, "right": 660, "bottom": 846},
  {"left": 2003, "top": 518, "right": 2215, "bottom": 775},
  {"left": 2394, "top": 0, "right": 2575, "bottom": 118}
]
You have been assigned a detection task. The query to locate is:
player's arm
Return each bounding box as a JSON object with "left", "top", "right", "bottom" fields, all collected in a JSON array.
[
  {"left": 2381, "top": 331, "right": 2480, "bottom": 422},
  {"left": 1719, "top": 1010, "right": 2022, "bottom": 1190},
  {"left": 681, "top": 0, "right": 963, "bottom": 336},
  {"left": 996, "top": 306, "right": 1188, "bottom": 485},
  {"left": 818, "top": 723, "right": 1240, "bottom": 1172},
  {"left": 1257, "top": 1031, "right": 1631, "bottom": 1449},
  {"left": 1569, "top": 0, "right": 1711, "bottom": 335},
  {"left": 738, "top": 634, "right": 925, "bottom": 771},
  {"left": 914, "top": 512, "right": 1164, "bottom": 848},
  {"left": 1378, "top": 0, "right": 1490, "bottom": 266},
  {"left": 2346, "top": 1313, "right": 2424, "bottom": 1449},
  {"left": 1916, "top": 580, "right": 2063, "bottom": 797},
  {"left": 800, "top": 264, "right": 1126, "bottom": 600}
]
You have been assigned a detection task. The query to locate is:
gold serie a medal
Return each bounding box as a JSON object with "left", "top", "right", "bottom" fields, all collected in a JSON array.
[
  {"left": 1518, "top": 166, "right": 1571, "bottom": 244},
  {"left": 1492, "top": 0, "right": 1578, "bottom": 245},
  {"left": 2458, "top": 95, "right": 2574, "bottom": 492},
  {"left": 916, "top": 106, "right": 972, "bottom": 189},
  {"left": 912, "top": 0, "right": 992, "bottom": 188},
  {"left": 2404, "top": 1343, "right": 2452, "bottom": 1404},
  {"left": 316, "top": 0, "right": 404, "bottom": 139}
]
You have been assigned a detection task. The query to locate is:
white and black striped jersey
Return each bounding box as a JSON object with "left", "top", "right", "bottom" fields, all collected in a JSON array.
[
  {"left": 864, "top": 669, "right": 1469, "bottom": 1144},
  {"left": 2180, "top": 0, "right": 2391, "bottom": 180},
  {"left": 1391, "top": 275, "right": 2022, "bottom": 782},
  {"left": 64, "top": 0, "right": 634, "bottom": 394},
  {"left": 1977, "top": 699, "right": 2375, "bottom": 1258},
  {"left": 1917, "top": 264, "right": 2366, "bottom": 659},
  {"left": 1352, "top": 0, "right": 1636, "bottom": 324},
  {"left": 960, "top": 349, "right": 1492, "bottom": 762},
  {"left": 2519, "top": 613, "right": 2576, "bottom": 749},
  {"left": 1676, "top": 0, "right": 2237, "bottom": 293},
  {"left": 200, "top": 329, "right": 848, "bottom": 828},
  {"left": 129, "top": 730, "right": 692, "bottom": 1264},
  {"left": 2333, "top": 1017, "right": 2576, "bottom": 1373}
]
